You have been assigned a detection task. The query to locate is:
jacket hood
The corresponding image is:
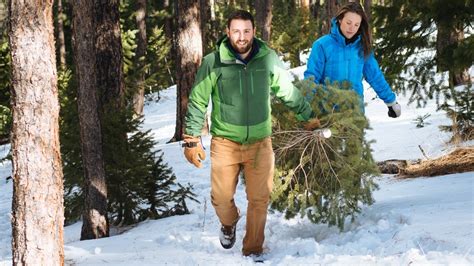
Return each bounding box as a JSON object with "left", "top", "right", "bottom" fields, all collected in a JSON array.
[
  {"left": 217, "top": 36, "right": 270, "bottom": 63},
  {"left": 330, "top": 17, "right": 361, "bottom": 46}
]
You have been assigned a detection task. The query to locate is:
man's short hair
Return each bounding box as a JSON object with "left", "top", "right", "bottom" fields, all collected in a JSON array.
[{"left": 226, "top": 10, "right": 254, "bottom": 29}]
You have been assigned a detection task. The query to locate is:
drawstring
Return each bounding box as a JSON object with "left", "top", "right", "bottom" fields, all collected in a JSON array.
[{"left": 200, "top": 137, "right": 206, "bottom": 150}]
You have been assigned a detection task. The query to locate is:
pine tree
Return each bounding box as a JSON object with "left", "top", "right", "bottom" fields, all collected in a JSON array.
[
  {"left": 271, "top": 0, "right": 320, "bottom": 67},
  {"left": 60, "top": 0, "right": 199, "bottom": 227},
  {"left": 104, "top": 111, "right": 198, "bottom": 225},
  {"left": 439, "top": 86, "right": 474, "bottom": 143},
  {"left": 271, "top": 79, "right": 380, "bottom": 230},
  {"left": 372, "top": 0, "right": 473, "bottom": 140}
]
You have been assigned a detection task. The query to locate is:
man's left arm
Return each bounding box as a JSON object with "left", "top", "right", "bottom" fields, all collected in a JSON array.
[{"left": 270, "top": 52, "right": 314, "bottom": 122}]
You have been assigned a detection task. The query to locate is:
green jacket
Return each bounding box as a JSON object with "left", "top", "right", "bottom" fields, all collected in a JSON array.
[{"left": 185, "top": 37, "right": 313, "bottom": 144}]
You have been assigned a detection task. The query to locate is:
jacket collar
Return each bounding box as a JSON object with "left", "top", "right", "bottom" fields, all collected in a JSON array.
[
  {"left": 330, "top": 17, "right": 361, "bottom": 46},
  {"left": 217, "top": 36, "right": 269, "bottom": 64}
]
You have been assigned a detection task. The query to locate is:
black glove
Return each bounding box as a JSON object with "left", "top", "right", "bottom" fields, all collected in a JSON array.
[{"left": 387, "top": 102, "right": 401, "bottom": 118}]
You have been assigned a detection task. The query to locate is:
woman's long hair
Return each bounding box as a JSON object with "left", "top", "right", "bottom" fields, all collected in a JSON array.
[{"left": 336, "top": 2, "right": 372, "bottom": 58}]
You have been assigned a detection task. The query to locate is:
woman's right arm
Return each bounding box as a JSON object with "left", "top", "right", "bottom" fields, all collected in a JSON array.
[{"left": 304, "top": 41, "right": 325, "bottom": 84}]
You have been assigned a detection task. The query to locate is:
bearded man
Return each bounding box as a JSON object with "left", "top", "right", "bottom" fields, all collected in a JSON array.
[{"left": 182, "top": 9, "right": 320, "bottom": 260}]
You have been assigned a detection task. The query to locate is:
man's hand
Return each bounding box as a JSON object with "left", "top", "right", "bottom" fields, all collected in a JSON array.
[
  {"left": 183, "top": 134, "right": 206, "bottom": 168},
  {"left": 303, "top": 118, "right": 321, "bottom": 131},
  {"left": 387, "top": 102, "right": 401, "bottom": 118}
]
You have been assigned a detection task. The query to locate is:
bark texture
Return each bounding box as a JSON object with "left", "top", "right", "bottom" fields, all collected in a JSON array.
[
  {"left": 9, "top": 0, "right": 64, "bottom": 264},
  {"left": 172, "top": 0, "right": 202, "bottom": 142},
  {"left": 363, "top": 0, "right": 371, "bottom": 23},
  {"left": 436, "top": 23, "right": 470, "bottom": 86},
  {"left": 71, "top": 0, "right": 109, "bottom": 240},
  {"left": 56, "top": 0, "right": 67, "bottom": 69},
  {"left": 132, "top": 0, "right": 147, "bottom": 115},
  {"left": 94, "top": 1, "right": 125, "bottom": 109},
  {"left": 255, "top": 0, "right": 273, "bottom": 42}
]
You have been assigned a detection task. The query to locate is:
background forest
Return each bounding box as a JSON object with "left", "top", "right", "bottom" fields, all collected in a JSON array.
[{"left": 0, "top": 0, "right": 472, "bottom": 264}]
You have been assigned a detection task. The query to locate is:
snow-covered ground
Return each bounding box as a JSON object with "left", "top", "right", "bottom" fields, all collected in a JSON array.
[{"left": 0, "top": 72, "right": 473, "bottom": 265}]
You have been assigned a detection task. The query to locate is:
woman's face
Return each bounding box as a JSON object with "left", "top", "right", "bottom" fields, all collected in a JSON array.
[{"left": 338, "top": 12, "right": 362, "bottom": 39}]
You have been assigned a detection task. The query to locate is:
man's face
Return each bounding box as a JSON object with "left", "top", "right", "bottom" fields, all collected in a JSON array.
[{"left": 226, "top": 19, "right": 255, "bottom": 55}]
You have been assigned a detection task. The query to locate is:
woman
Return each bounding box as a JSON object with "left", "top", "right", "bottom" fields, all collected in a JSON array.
[{"left": 304, "top": 2, "right": 401, "bottom": 118}]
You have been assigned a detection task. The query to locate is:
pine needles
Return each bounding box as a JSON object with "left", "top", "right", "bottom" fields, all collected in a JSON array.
[{"left": 271, "top": 79, "right": 380, "bottom": 230}]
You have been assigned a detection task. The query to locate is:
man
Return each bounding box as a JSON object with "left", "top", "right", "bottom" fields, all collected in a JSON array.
[{"left": 182, "top": 10, "right": 320, "bottom": 259}]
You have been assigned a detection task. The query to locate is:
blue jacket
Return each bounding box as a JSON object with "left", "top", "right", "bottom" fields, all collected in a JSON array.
[{"left": 304, "top": 18, "right": 396, "bottom": 105}]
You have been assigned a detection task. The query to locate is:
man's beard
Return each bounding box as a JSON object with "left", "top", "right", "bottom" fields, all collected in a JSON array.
[{"left": 231, "top": 39, "right": 253, "bottom": 54}]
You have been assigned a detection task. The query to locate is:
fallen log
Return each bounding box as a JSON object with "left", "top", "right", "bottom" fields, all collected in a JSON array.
[{"left": 376, "top": 147, "right": 474, "bottom": 178}]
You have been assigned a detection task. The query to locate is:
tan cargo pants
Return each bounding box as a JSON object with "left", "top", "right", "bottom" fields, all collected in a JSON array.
[{"left": 210, "top": 136, "right": 274, "bottom": 256}]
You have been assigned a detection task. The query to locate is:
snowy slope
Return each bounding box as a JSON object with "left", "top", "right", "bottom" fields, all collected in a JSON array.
[{"left": 0, "top": 77, "right": 473, "bottom": 265}]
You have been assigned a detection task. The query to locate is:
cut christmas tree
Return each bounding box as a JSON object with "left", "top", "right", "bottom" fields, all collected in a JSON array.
[{"left": 271, "top": 79, "right": 380, "bottom": 230}]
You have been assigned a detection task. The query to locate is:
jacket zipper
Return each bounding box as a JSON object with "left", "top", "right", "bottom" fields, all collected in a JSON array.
[{"left": 243, "top": 66, "right": 249, "bottom": 142}]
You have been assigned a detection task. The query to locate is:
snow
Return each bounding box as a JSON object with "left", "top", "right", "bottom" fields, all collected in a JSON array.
[{"left": 0, "top": 71, "right": 473, "bottom": 265}]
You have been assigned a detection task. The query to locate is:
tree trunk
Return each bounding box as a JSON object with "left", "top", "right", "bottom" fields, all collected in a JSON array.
[
  {"left": 199, "top": 0, "right": 210, "bottom": 136},
  {"left": 322, "top": 0, "right": 338, "bottom": 34},
  {"left": 71, "top": 0, "right": 109, "bottom": 240},
  {"left": 94, "top": 1, "right": 125, "bottom": 109},
  {"left": 163, "top": 0, "right": 174, "bottom": 49},
  {"left": 171, "top": 0, "right": 202, "bottom": 142},
  {"left": 9, "top": 0, "right": 64, "bottom": 264},
  {"left": 255, "top": 0, "right": 273, "bottom": 42},
  {"left": 436, "top": 23, "right": 470, "bottom": 87},
  {"left": 93, "top": 0, "right": 127, "bottom": 225},
  {"left": 200, "top": 0, "right": 210, "bottom": 53},
  {"left": 0, "top": 1, "right": 6, "bottom": 31},
  {"left": 210, "top": 0, "right": 218, "bottom": 44},
  {"left": 56, "top": 0, "right": 67, "bottom": 69},
  {"left": 132, "top": 0, "right": 147, "bottom": 115},
  {"left": 364, "top": 0, "right": 371, "bottom": 23},
  {"left": 300, "top": 0, "right": 310, "bottom": 8}
]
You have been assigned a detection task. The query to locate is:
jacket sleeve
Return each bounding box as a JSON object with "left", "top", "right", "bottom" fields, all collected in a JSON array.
[
  {"left": 184, "top": 55, "right": 216, "bottom": 136},
  {"left": 304, "top": 41, "right": 325, "bottom": 84},
  {"left": 270, "top": 52, "right": 314, "bottom": 121},
  {"left": 363, "top": 53, "right": 396, "bottom": 104}
]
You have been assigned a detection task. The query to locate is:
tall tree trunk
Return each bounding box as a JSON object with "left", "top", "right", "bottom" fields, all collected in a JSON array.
[
  {"left": 163, "top": 0, "right": 174, "bottom": 49},
  {"left": 171, "top": 0, "right": 202, "bottom": 142},
  {"left": 163, "top": 0, "right": 176, "bottom": 85},
  {"left": 0, "top": 1, "right": 6, "bottom": 31},
  {"left": 56, "top": 0, "right": 67, "bottom": 69},
  {"left": 364, "top": 0, "right": 371, "bottom": 23},
  {"left": 132, "top": 0, "right": 147, "bottom": 115},
  {"left": 311, "top": 0, "right": 322, "bottom": 20},
  {"left": 200, "top": 0, "right": 210, "bottom": 53},
  {"left": 210, "top": 0, "right": 218, "bottom": 44},
  {"left": 94, "top": 1, "right": 125, "bottom": 109},
  {"left": 300, "top": 0, "right": 310, "bottom": 8},
  {"left": 255, "top": 0, "right": 273, "bottom": 42},
  {"left": 436, "top": 23, "right": 470, "bottom": 87},
  {"left": 322, "top": 0, "right": 338, "bottom": 34},
  {"left": 93, "top": 0, "right": 127, "bottom": 224},
  {"left": 199, "top": 0, "right": 210, "bottom": 135},
  {"left": 9, "top": 0, "right": 64, "bottom": 264},
  {"left": 71, "top": 0, "right": 109, "bottom": 240}
]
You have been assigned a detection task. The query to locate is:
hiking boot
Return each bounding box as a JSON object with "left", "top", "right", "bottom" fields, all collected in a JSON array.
[
  {"left": 219, "top": 223, "right": 237, "bottom": 249},
  {"left": 245, "top": 253, "right": 266, "bottom": 263}
]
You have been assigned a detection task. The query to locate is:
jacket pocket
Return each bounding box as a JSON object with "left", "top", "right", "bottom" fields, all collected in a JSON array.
[
  {"left": 248, "top": 69, "right": 270, "bottom": 125},
  {"left": 218, "top": 69, "right": 244, "bottom": 105}
]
